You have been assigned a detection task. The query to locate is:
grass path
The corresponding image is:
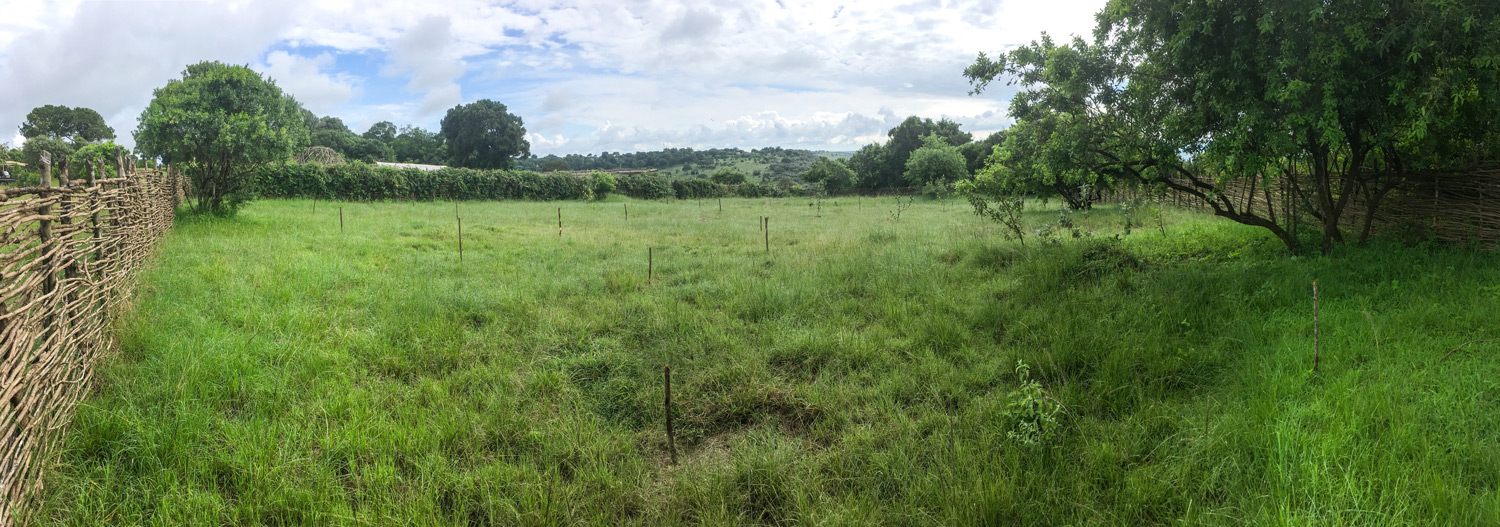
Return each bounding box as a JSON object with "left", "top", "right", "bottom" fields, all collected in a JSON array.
[{"left": 34, "top": 197, "right": 1500, "bottom": 525}]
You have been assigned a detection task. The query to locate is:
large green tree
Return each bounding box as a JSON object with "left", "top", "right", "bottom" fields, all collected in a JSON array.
[
  {"left": 135, "top": 61, "right": 309, "bottom": 214},
  {"left": 904, "top": 133, "right": 969, "bottom": 186},
  {"left": 391, "top": 125, "right": 446, "bottom": 165},
  {"left": 959, "top": 131, "right": 1005, "bottom": 174},
  {"left": 362, "top": 121, "right": 397, "bottom": 144},
  {"left": 853, "top": 116, "right": 972, "bottom": 189},
  {"left": 20, "top": 137, "right": 74, "bottom": 171},
  {"left": 964, "top": 0, "right": 1500, "bottom": 252},
  {"left": 19, "top": 104, "right": 115, "bottom": 144},
  {"left": 801, "top": 157, "right": 859, "bottom": 192},
  {"left": 440, "top": 100, "right": 530, "bottom": 169}
]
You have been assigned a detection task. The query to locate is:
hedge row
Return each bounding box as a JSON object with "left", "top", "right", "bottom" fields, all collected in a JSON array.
[
  {"left": 253, "top": 162, "right": 814, "bottom": 202},
  {"left": 255, "top": 163, "right": 599, "bottom": 201}
]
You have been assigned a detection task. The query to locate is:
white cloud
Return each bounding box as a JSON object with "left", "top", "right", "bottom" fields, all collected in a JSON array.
[
  {"left": 0, "top": 0, "right": 302, "bottom": 149},
  {"left": 0, "top": 0, "right": 1107, "bottom": 152},
  {"left": 261, "top": 51, "right": 359, "bottom": 116},
  {"left": 382, "top": 16, "right": 466, "bottom": 118}
]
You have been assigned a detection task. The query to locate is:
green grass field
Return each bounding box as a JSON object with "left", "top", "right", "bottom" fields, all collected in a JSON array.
[{"left": 33, "top": 196, "right": 1500, "bottom": 525}]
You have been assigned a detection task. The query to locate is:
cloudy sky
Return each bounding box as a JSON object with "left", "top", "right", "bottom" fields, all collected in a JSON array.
[{"left": 0, "top": 0, "right": 1106, "bottom": 155}]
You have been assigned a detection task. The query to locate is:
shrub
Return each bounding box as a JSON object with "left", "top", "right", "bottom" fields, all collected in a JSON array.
[
  {"left": 616, "top": 174, "right": 673, "bottom": 199},
  {"left": 672, "top": 178, "right": 730, "bottom": 199},
  {"left": 1003, "top": 360, "right": 1064, "bottom": 446},
  {"left": 591, "top": 171, "right": 617, "bottom": 200}
]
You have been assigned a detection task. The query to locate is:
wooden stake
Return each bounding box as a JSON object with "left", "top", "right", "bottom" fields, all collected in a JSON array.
[
  {"left": 718, "top": 198, "right": 722, "bottom": 212},
  {"left": 457, "top": 216, "right": 463, "bottom": 262},
  {"left": 339, "top": 207, "right": 344, "bottom": 233},
  {"left": 664, "top": 365, "right": 677, "bottom": 465},
  {"left": 648, "top": 247, "right": 654, "bottom": 283},
  {"left": 1313, "top": 281, "right": 1321, "bottom": 372},
  {"left": 625, "top": 203, "right": 629, "bottom": 221},
  {"left": 558, "top": 207, "right": 562, "bottom": 237}
]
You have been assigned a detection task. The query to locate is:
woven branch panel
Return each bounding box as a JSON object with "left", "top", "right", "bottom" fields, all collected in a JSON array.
[
  {"left": 0, "top": 156, "right": 183, "bottom": 526},
  {"left": 1107, "top": 167, "right": 1500, "bottom": 249}
]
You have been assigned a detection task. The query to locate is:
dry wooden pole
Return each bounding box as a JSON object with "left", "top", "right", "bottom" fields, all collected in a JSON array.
[
  {"left": 1313, "top": 281, "right": 1321, "bottom": 372},
  {"left": 558, "top": 207, "right": 562, "bottom": 237},
  {"left": 718, "top": 198, "right": 722, "bottom": 212},
  {"left": 457, "top": 216, "right": 464, "bottom": 262},
  {"left": 648, "top": 247, "right": 654, "bottom": 283},
  {"left": 39, "top": 152, "right": 55, "bottom": 295},
  {"left": 339, "top": 207, "right": 344, "bottom": 233},
  {"left": 664, "top": 365, "right": 677, "bottom": 465}
]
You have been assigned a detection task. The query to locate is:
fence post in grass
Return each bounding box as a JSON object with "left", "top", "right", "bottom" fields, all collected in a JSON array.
[
  {"left": 339, "top": 206, "right": 344, "bottom": 233},
  {"left": 664, "top": 365, "right": 677, "bottom": 465},
  {"left": 558, "top": 207, "right": 562, "bottom": 237},
  {"left": 457, "top": 216, "right": 463, "bottom": 262},
  {"left": 718, "top": 198, "right": 722, "bottom": 213},
  {"left": 1313, "top": 281, "right": 1321, "bottom": 372},
  {"left": 648, "top": 247, "right": 653, "bottom": 283}
]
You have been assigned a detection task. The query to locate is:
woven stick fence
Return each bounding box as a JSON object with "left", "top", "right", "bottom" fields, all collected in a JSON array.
[
  {"left": 0, "top": 151, "right": 183, "bottom": 525},
  {"left": 1106, "top": 166, "right": 1500, "bottom": 249}
]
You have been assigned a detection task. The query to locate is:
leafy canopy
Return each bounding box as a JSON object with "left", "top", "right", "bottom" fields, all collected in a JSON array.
[
  {"left": 440, "top": 100, "right": 530, "bottom": 169},
  {"left": 362, "top": 121, "right": 397, "bottom": 144},
  {"left": 904, "top": 133, "right": 969, "bottom": 186},
  {"left": 135, "top": 61, "right": 309, "bottom": 214},
  {"left": 391, "top": 125, "right": 446, "bottom": 165},
  {"left": 709, "top": 168, "right": 747, "bottom": 185},
  {"left": 20, "top": 104, "right": 115, "bottom": 144},
  {"left": 963, "top": 0, "right": 1500, "bottom": 252},
  {"left": 801, "top": 157, "right": 859, "bottom": 192}
]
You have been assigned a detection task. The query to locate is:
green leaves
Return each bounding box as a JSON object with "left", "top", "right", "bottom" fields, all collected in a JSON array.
[
  {"left": 903, "top": 133, "right": 969, "bottom": 186},
  {"left": 439, "top": 100, "right": 530, "bottom": 170},
  {"left": 801, "top": 157, "right": 858, "bottom": 192},
  {"left": 965, "top": 0, "right": 1500, "bottom": 252},
  {"left": 135, "top": 61, "right": 308, "bottom": 214}
]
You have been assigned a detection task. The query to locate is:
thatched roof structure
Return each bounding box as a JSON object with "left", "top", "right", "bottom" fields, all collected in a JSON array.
[{"left": 295, "top": 146, "right": 345, "bottom": 165}]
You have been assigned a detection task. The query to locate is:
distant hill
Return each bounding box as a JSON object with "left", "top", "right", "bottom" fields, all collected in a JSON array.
[{"left": 519, "top": 147, "right": 825, "bottom": 184}]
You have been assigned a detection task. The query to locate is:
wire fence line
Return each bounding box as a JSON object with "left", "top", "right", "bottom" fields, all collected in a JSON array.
[{"left": 0, "top": 150, "right": 184, "bottom": 526}]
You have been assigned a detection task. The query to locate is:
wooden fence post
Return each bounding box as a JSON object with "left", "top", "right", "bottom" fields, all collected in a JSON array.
[
  {"left": 457, "top": 216, "right": 463, "bottom": 262},
  {"left": 39, "top": 152, "right": 54, "bottom": 293},
  {"left": 339, "top": 207, "right": 344, "bottom": 233},
  {"left": 558, "top": 207, "right": 562, "bottom": 237},
  {"left": 1313, "top": 281, "right": 1321, "bottom": 373},
  {"left": 664, "top": 365, "right": 677, "bottom": 465}
]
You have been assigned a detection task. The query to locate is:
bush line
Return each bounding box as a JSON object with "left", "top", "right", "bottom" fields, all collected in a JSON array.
[{"left": 254, "top": 162, "right": 813, "bottom": 202}]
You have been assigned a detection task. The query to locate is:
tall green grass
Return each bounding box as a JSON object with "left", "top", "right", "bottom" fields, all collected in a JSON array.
[{"left": 33, "top": 196, "right": 1500, "bottom": 525}]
